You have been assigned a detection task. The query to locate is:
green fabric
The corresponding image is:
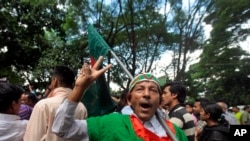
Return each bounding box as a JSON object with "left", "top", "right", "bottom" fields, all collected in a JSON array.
[
  {"left": 129, "top": 73, "right": 161, "bottom": 92},
  {"left": 87, "top": 113, "right": 143, "bottom": 141},
  {"left": 88, "top": 25, "right": 111, "bottom": 60},
  {"left": 81, "top": 24, "right": 116, "bottom": 117},
  {"left": 81, "top": 72, "right": 116, "bottom": 117},
  {"left": 87, "top": 113, "right": 188, "bottom": 141},
  {"left": 173, "top": 124, "right": 189, "bottom": 141}
]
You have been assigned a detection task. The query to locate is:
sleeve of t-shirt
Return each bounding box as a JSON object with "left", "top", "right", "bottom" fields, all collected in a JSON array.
[
  {"left": 169, "top": 112, "right": 184, "bottom": 128},
  {"left": 52, "top": 99, "right": 89, "bottom": 141}
]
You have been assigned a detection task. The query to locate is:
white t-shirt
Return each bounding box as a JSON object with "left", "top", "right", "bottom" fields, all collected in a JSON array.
[{"left": 0, "top": 113, "right": 28, "bottom": 141}]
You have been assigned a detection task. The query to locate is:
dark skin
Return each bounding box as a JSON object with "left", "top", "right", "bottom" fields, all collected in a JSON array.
[{"left": 128, "top": 81, "right": 161, "bottom": 122}]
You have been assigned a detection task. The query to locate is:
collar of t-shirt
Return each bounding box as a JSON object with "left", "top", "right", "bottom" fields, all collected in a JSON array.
[
  {"left": 132, "top": 113, "right": 167, "bottom": 137},
  {"left": 0, "top": 113, "right": 20, "bottom": 121},
  {"left": 168, "top": 104, "right": 183, "bottom": 116}
]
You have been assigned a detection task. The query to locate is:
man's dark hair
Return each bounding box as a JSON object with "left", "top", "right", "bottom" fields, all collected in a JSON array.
[
  {"left": 116, "top": 89, "right": 129, "bottom": 112},
  {"left": 243, "top": 105, "right": 249, "bottom": 110},
  {"left": 162, "top": 81, "right": 187, "bottom": 103},
  {"left": 195, "top": 98, "right": 210, "bottom": 108},
  {"left": 52, "top": 65, "right": 76, "bottom": 88},
  {"left": 216, "top": 99, "right": 229, "bottom": 105},
  {"left": 202, "top": 101, "right": 229, "bottom": 127},
  {"left": 0, "top": 83, "right": 24, "bottom": 113},
  {"left": 184, "top": 102, "right": 194, "bottom": 107},
  {"left": 27, "top": 93, "right": 38, "bottom": 104}
]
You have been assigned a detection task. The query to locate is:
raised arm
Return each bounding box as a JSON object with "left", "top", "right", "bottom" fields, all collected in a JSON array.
[
  {"left": 69, "top": 56, "right": 112, "bottom": 102},
  {"left": 52, "top": 56, "right": 111, "bottom": 140}
]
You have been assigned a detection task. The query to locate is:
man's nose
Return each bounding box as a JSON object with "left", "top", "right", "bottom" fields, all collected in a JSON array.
[{"left": 143, "top": 89, "right": 150, "bottom": 97}]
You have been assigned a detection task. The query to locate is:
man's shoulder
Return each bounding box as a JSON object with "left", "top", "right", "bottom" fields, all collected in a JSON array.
[
  {"left": 33, "top": 96, "right": 65, "bottom": 111},
  {"left": 76, "top": 102, "right": 87, "bottom": 111},
  {"left": 170, "top": 105, "right": 191, "bottom": 118},
  {"left": 210, "top": 130, "right": 229, "bottom": 140},
  {"left": 88, "top": 113, "right": 128, "bottom": 123}
]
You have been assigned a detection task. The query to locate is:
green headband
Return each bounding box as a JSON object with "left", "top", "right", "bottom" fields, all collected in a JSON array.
[{"left": 129, "top": 73, "right": 161, "bottom": 92}]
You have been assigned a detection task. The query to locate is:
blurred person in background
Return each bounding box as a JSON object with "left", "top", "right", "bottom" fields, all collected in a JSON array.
[
  {"left": 0, "top": 82, "right": 28, "bottom": 141},
  {"left": 217, "top": 100, "right": 239, "bottom": 126},
  {"left": 24, "top": 65, "right": 88, "bottom": 141},
  {"left": 232, "top": 106, "right": 242, "bottom": 125},
  {"left": 198, "top": 101, "right": 229, "bottom": 141},
  {"left": 241, "top": 105, "right": 250, "bottom": 125},
  {"left": 185, "top": 102, "right": 198, "bottom": 126}
]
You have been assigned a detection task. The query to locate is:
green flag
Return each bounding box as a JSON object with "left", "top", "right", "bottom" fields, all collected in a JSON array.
[
  {"left": 88, "top": 24, "right": 111, "bottom": 60},
  {"left": 81, "top": 25, "right": 116, "bottom": 117}
]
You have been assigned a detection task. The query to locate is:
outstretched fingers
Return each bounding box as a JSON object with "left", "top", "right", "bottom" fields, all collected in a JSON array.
[
  {"left": 83, "top": 63, "right": 91, "bottom": 75},
  {"left": 92, "top": 56, "right": 103, "bottom": 70},
  {"left": 92, "top": 56, "right": 112, "bottom": 78},
  {"left": 99, "top": 64, "right": 112, "bottom": 74}
]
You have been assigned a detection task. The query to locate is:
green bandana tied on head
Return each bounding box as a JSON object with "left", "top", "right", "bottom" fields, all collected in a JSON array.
[{"left": 129, "top": 73, "right": 161, "bottom": 92}]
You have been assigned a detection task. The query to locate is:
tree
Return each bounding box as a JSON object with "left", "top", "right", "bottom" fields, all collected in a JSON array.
[
  {"left": 0, "top": 0, "right": 65, "bottom": 85},
  {"left": 187, "top": 0, "right": 250, "bottom": 105},
  {"left": 164, "top": 0, "right": 212, "bottom": 82},
  {"left": 204, "top": 0, "right": 250, "bottom": 44},
  {"left": 79, "top": 0, "right": 172, "bottom": 89}
]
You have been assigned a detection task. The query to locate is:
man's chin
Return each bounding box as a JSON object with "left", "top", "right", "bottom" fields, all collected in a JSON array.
[{"left": 137, "top": 113, "right": 154, "bottom": 122}]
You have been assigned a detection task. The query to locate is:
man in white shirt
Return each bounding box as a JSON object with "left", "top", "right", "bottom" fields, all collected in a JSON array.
[{"left": 0, "top": 82, "right": 28, "bottom": 141}]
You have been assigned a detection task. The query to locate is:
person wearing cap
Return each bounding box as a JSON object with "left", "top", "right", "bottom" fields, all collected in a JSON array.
[{"left": 52, "top": 56, "right": 187, "bottom": 141}]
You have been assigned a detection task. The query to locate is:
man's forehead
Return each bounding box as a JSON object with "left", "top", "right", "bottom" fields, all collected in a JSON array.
[
  {"left": 129, "top": 73, "right": 160, "bottom": 92},
  {"left": 134, "top": 81, "right": 158, "bottom": 87},
  {"left": 194, "top": 102, "right": 200, "bottom": 106}
]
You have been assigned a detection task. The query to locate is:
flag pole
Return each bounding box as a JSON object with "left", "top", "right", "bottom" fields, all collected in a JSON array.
[
  {"left": 156, "top": 111, "right": 178, "bottom": 141},
  {"left": 110, "top": 50, "right": 133, "bottom": 79},
  {"left": 109, "top": 50, "right": 178, "bottom": 141}
]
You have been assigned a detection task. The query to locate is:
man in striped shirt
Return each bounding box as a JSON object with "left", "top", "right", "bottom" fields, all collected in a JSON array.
[{"left": 161, "top": 81, "right": 195, "bottom": 141}]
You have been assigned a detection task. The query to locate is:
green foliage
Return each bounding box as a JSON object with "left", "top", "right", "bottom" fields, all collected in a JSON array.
[
  {"left": 205, "top": 0, "right": 250, "bottom": 44},
  {"left": 89, "top": 0, "right": 174, "bottom": 88},
  {"left": 188, "top": 43, "right": 250, "bottom": 104},
  {"left": 1, "top": 0, "right": 249, "bottom": 105},
  {"left": 0, "top": 0, "right": 64, "bottom": 83},
  {"left": 186, "top": 0, "right": 250, "bottom": 104}
]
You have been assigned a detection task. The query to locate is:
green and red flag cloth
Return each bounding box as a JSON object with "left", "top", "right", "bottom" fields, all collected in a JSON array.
[
  {"left": 80, "top": 25, "right": 116, "bottom": 117},
  {"left": 88, "top": 24, "right": 111, "bottom": 60}
]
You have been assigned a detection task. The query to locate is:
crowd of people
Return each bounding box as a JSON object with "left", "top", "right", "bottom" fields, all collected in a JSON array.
[{"left": 0, "top": 56, "right": 250, "bottom": 141}]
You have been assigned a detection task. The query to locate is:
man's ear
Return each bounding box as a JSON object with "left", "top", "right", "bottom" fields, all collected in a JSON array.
[
  {"left": 10, "top": 101, "right": 16, "bottom": 112},
  {"left": 52, "top": 77, "right": 59, "bottom": 88},
  {"left": 206, "top": 113, "right": 211, "bottom": 119},
  {"left": 126, "top": 93, "right": 132, "bottom": 105},
  {"left": 9, "top": 100, "right": 18, "bottom": 114},
  {"left": 172, "top": 93, "right": 178, "bottom": 99}
]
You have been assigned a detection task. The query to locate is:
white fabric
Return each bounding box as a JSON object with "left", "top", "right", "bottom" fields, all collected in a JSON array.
[
  {"left": 121, "top": 105, "right": 133, "bottom": 115},
  {"left": 142, "top": 114, "right": 167, "bottom": 137},
  {"left": 52, "top": 99, "right": 89, "bottom": 141},
  {"left": 0, "top": 113, "right": 28, "bottom": 141},
  {"left": 24, "top": 87, "right": 87, "bottom": 141}
]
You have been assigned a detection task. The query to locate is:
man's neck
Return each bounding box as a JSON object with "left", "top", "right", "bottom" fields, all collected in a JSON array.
[{"left": 168, "top": 101, "right": 180, "bottom": 111}]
